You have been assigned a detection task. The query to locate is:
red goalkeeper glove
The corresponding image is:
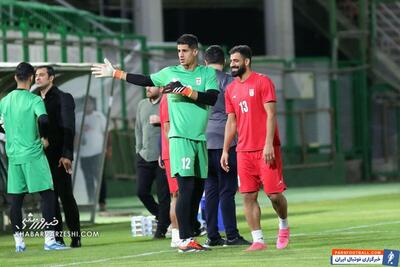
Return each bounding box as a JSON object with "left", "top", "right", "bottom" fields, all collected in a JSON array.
[{"left": 162, "top": 81, "right": 193, "bottom": 97}]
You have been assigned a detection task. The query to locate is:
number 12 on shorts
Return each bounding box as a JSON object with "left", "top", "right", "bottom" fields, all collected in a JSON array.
[{"left": 181, "top": 157, "right": 191, "bottom": 170}]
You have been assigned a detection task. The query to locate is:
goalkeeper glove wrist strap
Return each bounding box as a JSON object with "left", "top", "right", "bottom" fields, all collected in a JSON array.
[
  {"left": 113, "top": 69, "right": 124, "bottom": 80},
  {"left": 183, "top": 87, "right": 193, "bottom": 97}
]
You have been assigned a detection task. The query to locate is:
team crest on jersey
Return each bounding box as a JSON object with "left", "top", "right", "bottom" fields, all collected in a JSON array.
[
  {"left": 195, "top": 77, "right": 202, "bottom": 85},
  {"left": 249, "top": 88, "right": 255, "bottom": 96}
]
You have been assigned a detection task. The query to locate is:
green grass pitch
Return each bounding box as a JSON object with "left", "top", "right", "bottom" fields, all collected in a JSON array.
[{"left": 0, "top": 183, "right": 399, "bottom": 267}]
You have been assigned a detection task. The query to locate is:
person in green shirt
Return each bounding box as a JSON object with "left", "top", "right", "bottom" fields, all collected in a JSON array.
[
  {"left": 0, "top": 62, "right": 67, "bottom": 252},
  {"left": 92, "top": 34, "right": 218, "bottom": 252}
]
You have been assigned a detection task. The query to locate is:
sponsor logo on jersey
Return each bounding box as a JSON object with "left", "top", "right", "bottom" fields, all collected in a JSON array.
[
  {"left": 196, "top": 77, "right": 201, "bottom": 85},
  {"left": 249, "top": 88, "right": 254, "bottom": 96}
]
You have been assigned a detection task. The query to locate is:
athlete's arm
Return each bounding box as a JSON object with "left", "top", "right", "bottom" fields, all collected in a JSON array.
[
  {"left": 134, "top": 108, "right": 143, "bottom": 154},
  {"left": 172, "top": 87, "right": 218, "bottom": 106},
  {"left": 159, "top": 121, "right": 170, "bottom": 169},
  {"left": 263, "top": 101, "right": 277, "bottom": 164},
  {"left": 38, "top": 114, "right": 49, "bottom": 138},
  {"left": 195, "top": 90, "right": 218, "bottom": 105},
  {"left": 164, "top": 121, "right": 170, "bottom": 136},
  {"left": 220, "top": 113, "right": 237, "bottom": 172},
  {"left": 60, "top": 93, "right": 75, "bottom": 161},
  {"left": 125, "top": 74, "right": 155, "bottom": 86},
  {"left": 91, "top": 58, "right": 155, "bottom": 86},
  {"left": 57, "top": 93, "right": 75, "bottom": 174},
  {"left": 158, "top": 155, "right": 165, "bottom": 169},
  {"left": 162, "top": 81, "right": 218, "bottom": 105},
  {"left": 38, "top": 114, "right": 49, "bottom": 148}
]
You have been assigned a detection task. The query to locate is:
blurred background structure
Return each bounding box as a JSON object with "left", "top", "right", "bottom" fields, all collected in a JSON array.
[{"left": 0, "top": 0, "right": 399, "bottom": 226}]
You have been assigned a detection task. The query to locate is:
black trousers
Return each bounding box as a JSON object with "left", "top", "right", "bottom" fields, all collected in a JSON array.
[
  {"left": 10, "top": 189, "right": 56, "bottom": 233},
  {"left": 80, "top": 154, "right": 106, "bottom": 204},
  {"left": 205, "top": 147, "right": 240, "bottom": 240},
  {"left": 175, "top": 175, "right": 204, "bottom": 240},
  {"left": 136, "top": 154, "right": 171, "bottom": 231},
  {"left": 48, "top": 159, "right": 81, "bottom": 241}
]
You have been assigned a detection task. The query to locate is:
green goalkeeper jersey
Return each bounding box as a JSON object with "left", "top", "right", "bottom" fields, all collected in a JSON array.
[
  {"left": 0, "top": 89, "right": 47, "bottom": 164},
  {"left": 150, "top": 65, "right": 217, "bottom": 141}
]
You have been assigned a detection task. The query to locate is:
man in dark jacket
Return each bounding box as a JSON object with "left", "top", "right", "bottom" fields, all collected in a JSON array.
[
  {"left": 203, "top": 45, "right": 250, "bottom": 247},
  {"left": 35, "top": 66, "right": 81, "bottom": 248}
]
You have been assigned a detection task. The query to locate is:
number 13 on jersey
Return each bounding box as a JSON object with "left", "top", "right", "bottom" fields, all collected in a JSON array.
[{"left": 239, "top": 100, "right": 249, "bottom": 113}]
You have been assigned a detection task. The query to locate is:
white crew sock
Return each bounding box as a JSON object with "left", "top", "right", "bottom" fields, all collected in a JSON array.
[
  {"left": 171, "top": 228, "right": 180, "bottom": 243},
  {"left": 14, "top": 232, "right": 25, "bottom": 247},
  {"left": 278, "top": 217, "right": 289, "bottom": 229},
  {"left": 44, "top": 231, "right": 56, "bottom": 245},
  {"left": 251, "top": 229, "right": 265, "bottom": 244}
]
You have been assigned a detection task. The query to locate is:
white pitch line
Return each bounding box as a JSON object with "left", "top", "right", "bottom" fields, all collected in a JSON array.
[
  {"left": 51, "top": 220, "right": 400, "bottom": 266},
  {"left": 52, "top": 250, "right": 171, "bottom": 267},
  {"left": 291, "top": 220, "right": 400, "bottom": 237},
  {"left": 320, "top": 220, "right": 400, "bottom": 233},
  {"left": 290, "top": 230, "right": 393, "bottom": 237}
]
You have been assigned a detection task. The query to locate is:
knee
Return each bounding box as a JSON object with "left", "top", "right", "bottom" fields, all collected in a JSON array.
[
  {"left": 267, "top": 193, "right": 281, "bottom": 204},
  {"left": 243, "top": 192, "right": 257, "bottom": 204}
]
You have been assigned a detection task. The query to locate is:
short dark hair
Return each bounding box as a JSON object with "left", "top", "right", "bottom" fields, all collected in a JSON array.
[
  {"left": 35, "top": 65, "right": 55, "bottom": 78},
  {"left": 177, "top": 34, "right": 198, "bottom": 49},
  {"left": 15, "top": 62, "right": 34, "bottom": 82},
  {"left": 204, "top": 45, "right": 225, "bottom": 65},
  {"left": 229, "top": 45, "right": 252, "bottom": 63}
]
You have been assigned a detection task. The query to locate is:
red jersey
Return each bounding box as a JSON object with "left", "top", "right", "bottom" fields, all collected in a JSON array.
[
  {"left": 159, "top": 95, "right": 170, "bottom": 160},
  {"left": 225, "top": 72, "right": 281, "bottom": 151}
]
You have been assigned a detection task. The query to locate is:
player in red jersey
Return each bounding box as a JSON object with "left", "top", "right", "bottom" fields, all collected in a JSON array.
[
  {"left": 221, "top": 45, "right": 290, "bottom": 251},
  {"left": 158, "top": 94, "right": 180, "bottom": 248}
]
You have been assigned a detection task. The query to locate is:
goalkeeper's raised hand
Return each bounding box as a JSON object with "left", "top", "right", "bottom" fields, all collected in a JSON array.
[
  {"left": 91, "top": 58, "right": 124, "bottom": 79},
  {"left": 161, "top": 81, "right": 193, "bottom": 97}
]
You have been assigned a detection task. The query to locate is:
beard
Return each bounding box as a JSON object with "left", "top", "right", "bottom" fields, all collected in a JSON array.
[
  {"left": 231, "top": 65, "right": 246, "bottom": 77},
  {"left": 36, "top": 83, "right": 49, "bottom": 90}
]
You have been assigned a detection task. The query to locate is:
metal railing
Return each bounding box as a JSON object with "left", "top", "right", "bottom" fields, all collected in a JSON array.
[
  {"left": 0, "top": 0, "right": 131, "bottom": 34},
  {"left": 375, "top": 2, "right": 400, "bottom": 66},
  {"left": 279, "top": 108, "right": 336, "bottom": 169}
]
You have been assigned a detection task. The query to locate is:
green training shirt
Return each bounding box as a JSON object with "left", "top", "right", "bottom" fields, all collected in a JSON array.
[
  {"left": 0, "top": 89, "right": 47, "bottom": 164},
  {"left": 150, "top": 65, "right": 217, "bottom": 141}
]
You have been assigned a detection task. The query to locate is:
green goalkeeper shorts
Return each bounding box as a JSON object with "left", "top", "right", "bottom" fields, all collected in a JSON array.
[
  {"left": 7, "top": 153, "right": 54, "bottom": 194},
  {"left": 169, "top": 137, "right": 208, "bottom": 178}
]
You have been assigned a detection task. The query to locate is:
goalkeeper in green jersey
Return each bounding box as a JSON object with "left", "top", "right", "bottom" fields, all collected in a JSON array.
[
  {"left": 92, "top": 34, "right": 218, "bottom": 252},
  {"left": 0, "top": 62, "right": 68, "bottom": 252}
]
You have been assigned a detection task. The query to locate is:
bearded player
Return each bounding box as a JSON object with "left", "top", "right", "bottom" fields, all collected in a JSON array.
[{"left": 221, "top": 45, "right": 290, "bottom": 251}]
